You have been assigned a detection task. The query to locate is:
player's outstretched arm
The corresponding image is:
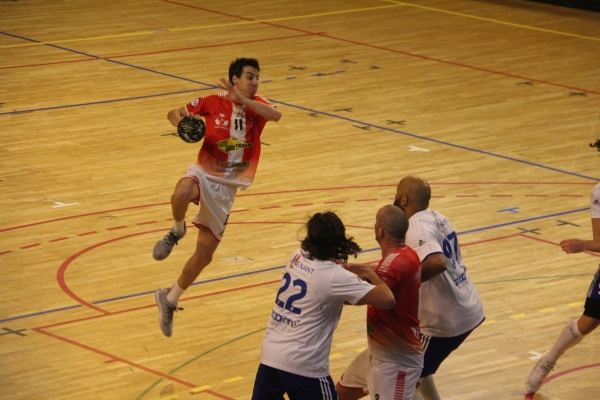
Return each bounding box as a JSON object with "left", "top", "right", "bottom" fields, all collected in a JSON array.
[
  {"left": 351, "top": 266, "right": 395, "bottom": 310},
  {"left": 217, "top": 78, "right": 282, "bottom": 122},
  {"left": 560, "top": 218, "right": 600, "bottom": 253}
]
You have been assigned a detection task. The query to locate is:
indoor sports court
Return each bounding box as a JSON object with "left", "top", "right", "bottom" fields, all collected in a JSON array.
[{"left": 1, "top": 0, "right": 599, "bottom": 399}]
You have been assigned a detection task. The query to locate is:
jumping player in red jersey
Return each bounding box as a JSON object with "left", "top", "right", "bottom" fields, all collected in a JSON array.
[
  {"left": 153, "top": 58, "right": 281, "bottom": 337},
  {"left": 337, "top": 205, "right": 424, "bottom": 400}
]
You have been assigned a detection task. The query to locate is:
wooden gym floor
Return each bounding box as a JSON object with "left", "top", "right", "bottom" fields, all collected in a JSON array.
[{"left": 0, "top": 1, "right": 599, "bottom": 399}]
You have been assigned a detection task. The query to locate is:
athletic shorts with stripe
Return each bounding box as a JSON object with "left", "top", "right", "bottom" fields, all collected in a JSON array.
[
  {"left": 337, "top": 349, "right": 421, "bottom": 400},
  {"left": 419, "top": 317, "right": 483, "bottom": 378},
  {"left": 181, "top": 163, "right": 237, "bottom": 241},
  {"left": 252, "top": 363, "right": 337, "bottom": 400}
]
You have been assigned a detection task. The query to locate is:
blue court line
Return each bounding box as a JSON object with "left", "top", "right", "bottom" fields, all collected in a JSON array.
[
  {"left": 0, "top": 31, "right": 219, "bottom": 87},
  {"left": 2, "top": 31, "right": 598, "bottom": 182},
  {"left": 0, "top": 89, "right": 210, "bottom": 116},
  {"left": 2, "top": 207, "right": 591, "bottom": 324}
]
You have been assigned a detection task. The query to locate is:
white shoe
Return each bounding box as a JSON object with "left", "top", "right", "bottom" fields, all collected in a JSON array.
[{"left": 525, "top": 354, "right": 554, "bottom": 393}]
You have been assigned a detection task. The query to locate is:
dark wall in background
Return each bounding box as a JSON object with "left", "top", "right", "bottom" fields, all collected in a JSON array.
[{"left": 527, "top": 0, "right": 600, "bottom": 12}]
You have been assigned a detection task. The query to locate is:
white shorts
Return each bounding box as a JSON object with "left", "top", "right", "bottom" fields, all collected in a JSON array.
[
  {"left": 181, "top": 163, "right": 237, "bottom": 241},
  {"left": 338, "top": 349, "right": 421, "bottom": 400}
]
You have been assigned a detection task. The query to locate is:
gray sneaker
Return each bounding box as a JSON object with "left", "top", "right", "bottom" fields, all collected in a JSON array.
[
  {"left": 155, "top": 288, "right": 182, "bottom": 337},
  {"left": 525, "top": 354, "right": 554, "bottom": 393},
  {"left": 153, "top": 223, "right": 186, "bottom": 261}
]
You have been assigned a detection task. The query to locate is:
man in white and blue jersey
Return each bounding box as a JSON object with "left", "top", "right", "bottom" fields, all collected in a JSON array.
[
  {"left": 251, "top": 211, "right": 397, "bottom": 400},
  {"left": 394, "top": 176, "right": 485, "bottom": 400}
]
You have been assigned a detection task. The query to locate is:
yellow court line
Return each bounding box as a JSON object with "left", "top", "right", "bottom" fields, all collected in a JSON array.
[
  {"left": 381, "top": 0, "right": 600, "bottom": 42},
  {"left": 190, "top": 385, "right": 211, "bottom": 393},
  {"left": 0, "top": 4, "right": 401, "bottom": 50},
  {"left": 224, "top": 376, "right": 244, "bottom": 383}
]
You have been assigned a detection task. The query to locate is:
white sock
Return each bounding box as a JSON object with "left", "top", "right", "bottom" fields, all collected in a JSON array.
[
  {"left": 546, "top": 320, "right": 584, "bottom": 365},
  {"left": 174, "top": 219, "right": 185, "bottom": 234},
  {"left": 418, "top": 375, "right": 441, "bottom": 400},
  {"left": 167, "top": 282, "right": 185, "bottom": 304}
]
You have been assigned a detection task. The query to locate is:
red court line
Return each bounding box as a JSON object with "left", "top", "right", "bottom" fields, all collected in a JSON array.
[
  {"left": 0, "top": 33, "right": 315, "bottom": 70},
  {"left": 21, "top": 243, "right": 40, "bottom": 249},
  {"left": 106, "top": 225, "right": 128, "bottom": 230},
  {"left": 56, "top": 229, "right": 170, "bottom": 314},
  {"left": 0, "top": 183, "right": 592, "bottom": 233},
  {"left": 78, "top": 231, "right": 99, "bottom": 236},
  {"left": 460, "top": 233, "right": 521, "bottom": 247},
  {"left": 0, "top": 250, "right": 13, "bottom": 256},
  {"left": 520, "top": 234, "right": 600, "bottom": 257},
  {"left": 0, "top": 202, "right": 169, "bottom": 233},
  {"left": 203, "top": 390, "right": 234, "bottom": 400},
  {"left": 162, "top": 0, "right": 600, "bottom": 96},
  {"left": 49, "top": 237, "right": 69, "bottom": 242},
  {"left": 32, "top": 327, "right": 197, "bottom": 388},
  {"left": 543, "top": 362, "right": 600, "bottom": 384}
]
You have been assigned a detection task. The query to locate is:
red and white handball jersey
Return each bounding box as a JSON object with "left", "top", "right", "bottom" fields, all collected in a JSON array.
[
  {"left": 184, "top": 92, "right": 272, "bottom": 189},
  {"left": 367, "top": 246, "right": 423, "bottom": 368}
]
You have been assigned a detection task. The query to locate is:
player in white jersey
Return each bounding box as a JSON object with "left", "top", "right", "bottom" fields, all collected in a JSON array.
[
  {"left": 525, "top": 178, "right": 600, "bottom": 394},
  {"left": 152, "top": 58, "right": 282, "bottom": 337},
  {"left": 394, "top": 176, "right": 485, "bottom": 400},
  {"left": 252, "top": 211, "right": 396, "bottom": 400}
]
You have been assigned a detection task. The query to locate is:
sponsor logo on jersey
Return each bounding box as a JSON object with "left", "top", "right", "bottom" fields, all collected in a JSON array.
[
  {"left": 271, "top": 310, "right": 300, "bottom": 328},
  {"left": 218, "top": 138, "right": 253, "bottom": 153},
  {"left": 290, "top": 255, "right": 315, "bottom": 275},
  {"left": 190, "top": 98, "right": 199, "bottom": 107},
  {"left": 594, "top": 199, "right": 600, "bottom": 205},
  {"left": 453, "top": 271, "right": 467, "bottom": 286},
  {"left": 215, "top": 160, "right": 250, "bottom": 169},
  {"left": 418, "top": 239, "right": 425, "bottom": 246}
]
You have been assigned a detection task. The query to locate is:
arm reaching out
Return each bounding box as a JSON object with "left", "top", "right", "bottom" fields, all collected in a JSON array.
[
  {"left": 560, "top": 218, "right": 600, "bottom": 253},
  {"left": 217, "top": 77, "right": 282, "bottom": 122},
  {"left": 344, "top": 264, "right": 395, "bottom": 310}
]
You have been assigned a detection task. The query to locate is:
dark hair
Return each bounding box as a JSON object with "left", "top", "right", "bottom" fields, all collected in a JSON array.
[
  {"left": 229, "top": 58, "right": 260, "bottom": 83},
  {"left": 300, "top": 211, "right": 361, "bottom": 262},
  {"left": 590, "top": 139, "right": 600, "bottom": 155}
]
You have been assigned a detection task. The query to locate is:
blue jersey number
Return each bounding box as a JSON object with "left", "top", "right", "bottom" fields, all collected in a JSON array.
[
  {"left": 275, "top": 272, "right": 307, "bottom": 315},
  {"left": 442, "top": 231, "right": 460, "bottom": 269}
]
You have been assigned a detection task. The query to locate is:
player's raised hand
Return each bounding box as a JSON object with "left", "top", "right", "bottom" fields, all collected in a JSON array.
[
  {"left": 217, "top": 77, "right": 244, "bottom": 103},
  {"left": 560, "top": 238, "right": 585, "bottom": 253}
]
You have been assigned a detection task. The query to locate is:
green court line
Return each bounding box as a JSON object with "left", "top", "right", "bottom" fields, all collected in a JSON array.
[{"left": 135, "top": 327, "right": 266, "bottom": 400}]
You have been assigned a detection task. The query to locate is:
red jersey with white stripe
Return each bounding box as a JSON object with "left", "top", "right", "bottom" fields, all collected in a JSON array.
[
  {"left": 367, "top": 246, "right": 423, "bottom": 367},
  {"left": 185, "top": 92, "right": 271, "bottom": 189}
]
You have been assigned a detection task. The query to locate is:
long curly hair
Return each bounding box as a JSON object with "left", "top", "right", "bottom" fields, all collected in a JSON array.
[
  {"left": 590, "top": 139, "right": 600, "bottom": 155},
  {"left": 300, "top": 211, "right": 361, "bottom": 262}
]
